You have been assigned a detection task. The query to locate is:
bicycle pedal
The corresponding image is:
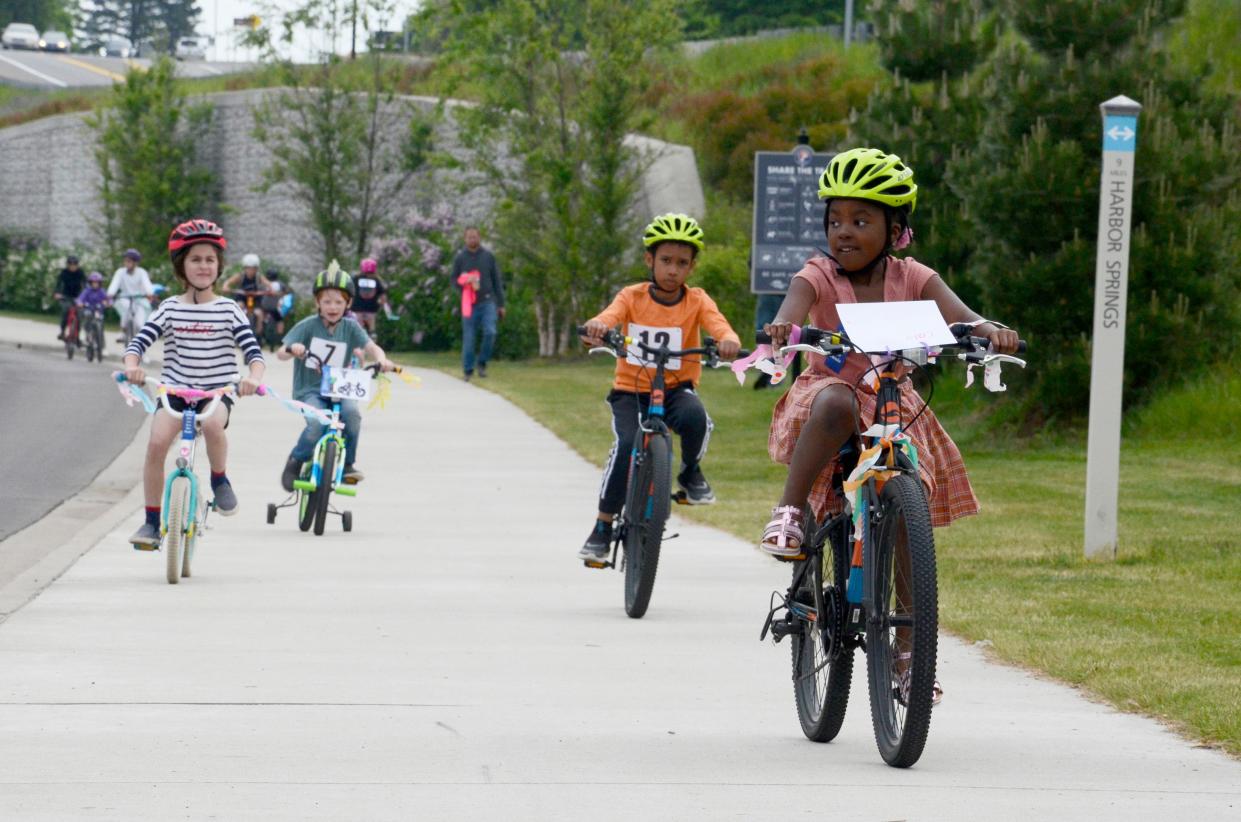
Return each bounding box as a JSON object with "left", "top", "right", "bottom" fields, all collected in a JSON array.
[
  {"left": 583, "top": 560, "right": 611, "bottom": 570},
  {"left": 132, "top": 543, "right": 159, "bottom": 552},
  {"left": 774, "top": 552, "right": 806, "bottom": 562},
  {"left": 342, "top": 476, "right": 361, "bottom": 485},
  {"left": 672, "top": 490, "right": 689, "bottom": 505}
]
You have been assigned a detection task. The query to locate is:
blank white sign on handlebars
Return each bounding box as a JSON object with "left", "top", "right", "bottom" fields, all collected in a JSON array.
[{"left": 836, "top": 300, "right": 956, "bottom": 353}]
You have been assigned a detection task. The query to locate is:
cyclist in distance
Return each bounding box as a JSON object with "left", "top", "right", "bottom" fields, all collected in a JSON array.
[
  {"left": 122, "top": 219, "right": 266, "bottom": 548},
  {"left": 53, "top": 254, "right": 86, "bottom": 341},
  {"left": 759, "top": 147, "right": 1020, "bottom": 557},
  {"left": 261, "top": 268, "right": 289, "bottom": 338},
  {"left": 77, "top": 271, "right": 110, "bottom": 311},
  {"left": 577, "top": 213, "right": 741, "bottom": 564},
  {"left": 351, "top": 257, "right": 390, "bottom": 337},
  {"left": 107, "top": 248, "right": 155, "bottom": 342},
  {"left": 222, "top": 253, "right": 272, "bottom": 335},
  {"left": 277, "top": 265, "right": 396, "bottom": 492}
]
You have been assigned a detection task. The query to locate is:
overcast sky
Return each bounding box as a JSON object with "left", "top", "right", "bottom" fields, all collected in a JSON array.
[{"left": 195, "top": 1, "right": 418, "bottom": 62}]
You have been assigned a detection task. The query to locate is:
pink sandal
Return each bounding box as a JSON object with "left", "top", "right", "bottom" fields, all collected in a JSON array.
[
  {"left": 760, "top": 505, "right": 805, "bottom": 559},
  {"left": 894, "top": 652, "right": 943, "bottom": 707}
]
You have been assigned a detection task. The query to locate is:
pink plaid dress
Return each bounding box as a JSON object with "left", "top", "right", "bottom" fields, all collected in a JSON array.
[{"left": 768, "top": 256, "right": 979, "bottom": 526}]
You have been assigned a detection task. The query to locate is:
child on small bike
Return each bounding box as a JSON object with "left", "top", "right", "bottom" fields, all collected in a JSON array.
[
  {"left": 77, "top": 271, "right": 110, "bottom": 311},
  {"left": 53, "top": 255, "right": 85, "bottom": 341},
  {"left": 351, "top": 257, "right": 390, "bottom": 336},
  {"left": 758, "top": 148, "right": 1021, "bottom": 560},
  {"left": 123, "top": 220, "right": 266, "bottom": 548},
  {"left": 277, "top": 266, "right": 396, "bottom": 491},
  {"left": 577, "top": 213, "right": 741, "bottom": 563}
]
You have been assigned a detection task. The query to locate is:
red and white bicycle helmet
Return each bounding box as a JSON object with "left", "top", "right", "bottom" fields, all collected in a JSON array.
[{"left": 168, "top": 219, "right": 227, "bottom": 257}]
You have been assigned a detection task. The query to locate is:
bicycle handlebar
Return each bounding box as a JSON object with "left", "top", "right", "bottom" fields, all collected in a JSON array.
[
  {"left": 113, "top": 372, "right": 251, "bottom": 421},
  {"left": 755, "top": 325, "right": 1027, "bottom": 357},
  {"left": 576, "top": 325, "right": 751, "bottom": 364}
]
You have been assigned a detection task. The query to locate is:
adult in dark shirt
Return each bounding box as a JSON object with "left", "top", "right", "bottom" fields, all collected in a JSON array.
[
  {"left": 53, "top": 255, "right": 86, "bottom": 340},
  {"left": 450, "top": 226, "right": 506, "bottom": 380}
]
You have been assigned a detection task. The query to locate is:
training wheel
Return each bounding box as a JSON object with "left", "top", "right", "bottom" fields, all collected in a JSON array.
[
  {"left": 266, "top": 503, "right": 277, "bottom": 524},
  {"left": 342, "top": 510, "right": 353, "bottom": 532}
]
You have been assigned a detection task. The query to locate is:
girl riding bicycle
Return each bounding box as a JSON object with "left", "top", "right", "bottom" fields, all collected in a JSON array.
[
  {"left": 277, "top": 265, "right": 396, "bottom": 492},
  {"left": 578, "top": 213, "right": 741, "bottom": 564},
  {"left": 759, "top": 148, "right": 1021, "bottom": 560},
  {"left": 123, "top": 220, "right": 266, "bottom": 548}
]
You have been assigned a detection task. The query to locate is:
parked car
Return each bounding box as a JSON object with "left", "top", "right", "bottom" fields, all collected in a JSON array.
[
  {"left": 174, "top": 36, "right": 205, "bottom": 60},
  {"left": 98, "top": 36, "right": 133, "bottom": 58},
  {"left": 1, "top": 23, "right": 40, "bottom": 50},
  {"left": 39, "top": 30, "right": 70, "bottom": 52}
]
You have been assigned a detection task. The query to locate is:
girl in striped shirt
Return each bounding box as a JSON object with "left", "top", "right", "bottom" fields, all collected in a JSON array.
[{"left": 122, "top": 219, "right": 266, "bottom": 548}]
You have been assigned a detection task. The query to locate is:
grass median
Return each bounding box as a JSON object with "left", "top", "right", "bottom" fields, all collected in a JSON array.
[{"left": 400, "top": 349, "right": 1241, "bottom": 757}]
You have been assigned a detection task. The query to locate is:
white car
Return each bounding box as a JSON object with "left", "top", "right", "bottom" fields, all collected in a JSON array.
[
  {"left": 39, "top": 29, "right": 71, "bottom": 52},
  {"left": 174, "top": 37, "right": 205, "bottom": 61},
  {"left": 1, "top": 23, "right": 40, "bottom": 50}
]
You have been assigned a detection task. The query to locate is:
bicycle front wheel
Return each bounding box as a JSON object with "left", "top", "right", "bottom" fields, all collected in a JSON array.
[
  {"left": 165, "top": 476, "right": 190, "bottom": 584},
  {"left": 865, "top": 473, "right": 938, "bottom": 768},
  {"left": 793, "top": 515, "right": 854, "bottom": 742},
  {"left": 623, "top": 433, "right": 670, "bottom": 619},
  {"left": 313, "top": 440, "right": 337, "bottom": 536}
]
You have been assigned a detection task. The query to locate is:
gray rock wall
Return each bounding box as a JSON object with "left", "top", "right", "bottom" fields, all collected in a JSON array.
[{"left": 0, "top": 89, "right": 705, "bottom": 277}]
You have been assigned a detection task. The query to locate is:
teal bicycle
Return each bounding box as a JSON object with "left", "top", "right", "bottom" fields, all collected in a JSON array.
[
  {"left": 266, "top": 355, "right": 386, "bottom": 535},
  {"left": 114, "top": 373, "right": 248, "bottom": 584}
]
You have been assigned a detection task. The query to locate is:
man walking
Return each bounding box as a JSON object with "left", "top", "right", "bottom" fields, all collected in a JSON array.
[{"left": 451, "top": 226, "right": 506, "bottom": 380}]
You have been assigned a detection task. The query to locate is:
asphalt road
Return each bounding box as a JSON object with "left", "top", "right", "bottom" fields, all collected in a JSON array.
[
  {"left": 0, "top": 346, "right": 144, "bottom": 541},
  {"left": 0, "top": 48, "right": 254, "bottom": 88}
]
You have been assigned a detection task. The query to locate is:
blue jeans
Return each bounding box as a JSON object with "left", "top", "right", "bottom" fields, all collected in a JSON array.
[
  {"left": 290, "top": 394, "right": 362, "bottom": 467},
  {"left": 462, "top": 299, "right": 497, "bottom": 374}
]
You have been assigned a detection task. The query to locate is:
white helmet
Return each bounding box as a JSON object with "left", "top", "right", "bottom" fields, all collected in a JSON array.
[{"left": 242, "top": 253, "right": 260, "bottom": 268}]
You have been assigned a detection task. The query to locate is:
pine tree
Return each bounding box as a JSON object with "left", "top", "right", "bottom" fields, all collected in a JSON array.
[{"left": 79, "top": 1, "right": 201, "bottom": 51}]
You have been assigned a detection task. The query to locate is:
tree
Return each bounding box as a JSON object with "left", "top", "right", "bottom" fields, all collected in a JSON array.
[
  {"left": 78, "top": 1, "right": 201, "bottom": 51},
  {"left": 88, "top": 57, "right": 217, "bottom": 266},
  {"left": 248, "top": 0, "right": 434, "bottom": 262},
  {"left": 0, "top": 0, "right": 73, "bottom": 32},
  {"left": 855, "top": 0, "right": 1241, "bottom": 419},
  {"left": 429, "top": 0, "right": 682, "bottom": 356}
]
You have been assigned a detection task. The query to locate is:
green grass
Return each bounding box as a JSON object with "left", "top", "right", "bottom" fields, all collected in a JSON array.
[{"left": 397, "top": 350, "right": 1241, "bottom": 757}]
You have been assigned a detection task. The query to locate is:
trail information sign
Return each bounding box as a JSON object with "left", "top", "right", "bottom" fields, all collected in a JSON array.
[{"left": 750, "top": 146, "right": 833, "bottom": 294}]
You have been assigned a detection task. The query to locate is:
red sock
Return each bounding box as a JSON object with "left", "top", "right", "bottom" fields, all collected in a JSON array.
[
  {"left": 145, "top": 506, "right": 160, "bottom": 527},
  {"left": 210, "top": 471, "right": 227, "bottom": 490}
]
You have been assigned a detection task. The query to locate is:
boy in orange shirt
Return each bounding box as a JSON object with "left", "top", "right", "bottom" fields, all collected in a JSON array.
[{"left": 578, "top": 214, "right": 741, "bottom": 563}]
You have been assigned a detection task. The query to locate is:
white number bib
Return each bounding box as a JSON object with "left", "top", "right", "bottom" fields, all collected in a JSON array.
[
  {"left": 626, "top": 324, "right": 683, "bottom": 370},
  {"left": 308, "top": 336, "right": 348, "bottom": 369},
  {"left": 324, "top": 367, "right": 374, "bottom": 401}
]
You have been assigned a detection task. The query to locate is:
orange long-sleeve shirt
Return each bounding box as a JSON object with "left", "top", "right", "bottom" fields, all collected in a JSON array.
[{"left": 590, "top": 283, "right": 741, "bottom": 393}]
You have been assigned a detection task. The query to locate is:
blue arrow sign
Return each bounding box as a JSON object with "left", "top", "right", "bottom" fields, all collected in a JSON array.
[{"left": 1103, "top": 115, "right": 1138, "bottom": 152}]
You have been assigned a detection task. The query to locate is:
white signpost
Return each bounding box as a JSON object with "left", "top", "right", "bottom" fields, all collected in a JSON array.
[{"left": 1084, "top": 94, "right": 1142, "bottom": 560}]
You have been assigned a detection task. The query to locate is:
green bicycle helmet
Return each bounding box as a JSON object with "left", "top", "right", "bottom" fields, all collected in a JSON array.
[
  {"left": 642, "top": 213, "right": 705, "bottom": 252},
  {"left": 313, "top": 260, "right": 354, "bottom": 298},
  {"left": 818, "top": 147, "right": 918, "bottom": 212}
]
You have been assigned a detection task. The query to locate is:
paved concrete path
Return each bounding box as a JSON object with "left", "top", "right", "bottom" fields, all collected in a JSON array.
[{"left": 0, "top": 318, "right": 1237, "bottom": 820}]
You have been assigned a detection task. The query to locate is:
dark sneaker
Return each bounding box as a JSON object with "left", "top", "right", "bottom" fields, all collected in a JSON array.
[
  {"left": 281, "top": 457, "right": 302, "bottom": 492},
  {"left": 677, "top": 465, "right": 716, "bottom": 504},
  {"left": 477, "top": 363, "right": 488, "bottom": 378},
  {"left": 130, "top": 521, "right": 161, "bottom": 550},
  {"left": 463, "top": 371, "right": 473, "bottom": 382},
  {"left": 578, "top": 520, "right": 613, "bottom": 563},
  {"left": 343, "top": 464, "right": 365, "bottom": 483},
  {"left": 213, "top": 481, "right": 238, "bottom": 516}
]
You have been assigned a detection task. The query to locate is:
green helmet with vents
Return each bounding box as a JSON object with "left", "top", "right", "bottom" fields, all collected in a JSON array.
[
  {"left": 817, "top": 147, "right": 917, "bottom": 212},
  {"left": 313, "top": 260, "right": 354, "bottom": 298},
  {"left": 642, "top": 213, "right": 705, "bottom": 252}
]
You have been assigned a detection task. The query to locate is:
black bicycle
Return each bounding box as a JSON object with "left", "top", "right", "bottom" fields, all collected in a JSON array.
[
  {"left": 578, "top": 325, "right": 745, "bottom": 619},
  {"left": 759, "top": 323, "right": 1025, "bottom": 767}
]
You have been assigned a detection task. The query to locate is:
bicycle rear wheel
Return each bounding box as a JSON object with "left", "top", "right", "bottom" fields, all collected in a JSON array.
[
  {"left": 313, "top": 440, "right": 337, "bottom": 536},
  {"left": 793, "top": 516, "right": 854, "bottom": 742},
  {"left": 865, "top": 473, "right": 938, "bottom": 768},
  {"left": 623, "top": 433, "right": 670, "bottom": 619},
  {"left": 165, "top": 476, "right": 190, "bottom": 584}
]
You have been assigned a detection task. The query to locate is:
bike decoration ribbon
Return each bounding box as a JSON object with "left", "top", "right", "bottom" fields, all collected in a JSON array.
[
  {"left": 730, "top": 324, "right": 803, "bottom": 386},
  {"left": 366, "top": 368, "right": 421, "bottom": 411},
  {"left": 258, "top": 385, "right": 335, "bottom": 426},
  {"left": 113, "top": 372, "right": 158, "bottom": 414},
  {"left": 842, "top": 433, "right": 920, "bottom": 535}
]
